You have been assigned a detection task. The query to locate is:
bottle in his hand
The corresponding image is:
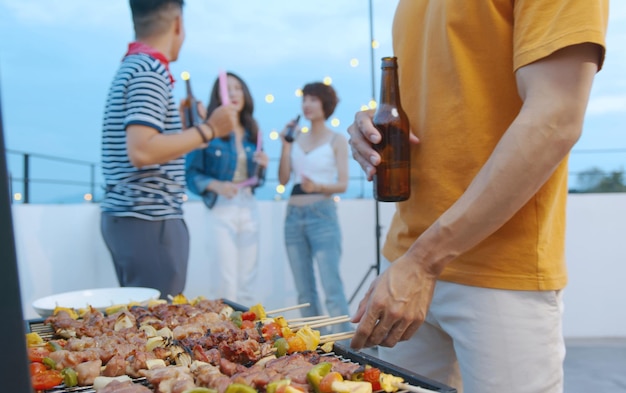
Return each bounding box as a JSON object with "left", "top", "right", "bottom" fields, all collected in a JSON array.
[
  {"left": 372, "top": 56, "right": 411, "bottom": 202},
  {"left": 181, "top": 71, "right": 202, "bottom": 128},
  {"left": 284, "top": 114, "right": 301, "bottom": 143}
]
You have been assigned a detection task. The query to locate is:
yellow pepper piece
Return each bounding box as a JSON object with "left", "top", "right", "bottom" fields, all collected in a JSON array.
[
  {"left": 281, "top": 326, "right": 295, "bottom": 338},
  {"left": 53, "top": 306, "right": 78, "bottom": 319},
  {"left": 379, "top": 373, "right": 404, "bottom": 392},
  {"left": 171, "top": 293, "right": 189, "bottom": 305},
  {"left": 190, "top": 295, "right": 206, "bottom": 306},
  {"left": 249, "top": 303, "right": 266, "bottom": 320},
  {"left": 296, "top": 325, "right": 321, "bottom": 351},
  {"left": 105, "top": 304, "right": 127, "bottom": 316},
  {"left": 274, "top": 316, "right": 288, "bottom": 327},
  {"left": 25, "top": 332, "right": 44, "bottom": 347}
]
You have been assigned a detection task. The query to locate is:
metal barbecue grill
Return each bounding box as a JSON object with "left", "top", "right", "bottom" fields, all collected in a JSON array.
[{"left": 26, "top": 300, "right": 458, "bottom": 393}]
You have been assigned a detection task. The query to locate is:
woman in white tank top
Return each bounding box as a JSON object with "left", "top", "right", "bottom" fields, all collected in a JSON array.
[{"left": 278, "top": 82, "right": 352, "bottom": 334}]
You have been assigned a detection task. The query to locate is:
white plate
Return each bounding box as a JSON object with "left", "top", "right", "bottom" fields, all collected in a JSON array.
[{"left": 32, "top": 287, "right": 161, "bottom": 317}]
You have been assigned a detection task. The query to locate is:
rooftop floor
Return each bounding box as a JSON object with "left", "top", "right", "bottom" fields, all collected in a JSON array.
[{"left": 362, "top": 337, "right": 626, "bottom": 392}]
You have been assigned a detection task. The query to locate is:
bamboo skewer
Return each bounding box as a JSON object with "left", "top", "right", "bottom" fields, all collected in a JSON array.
[
  {"left": 394, "top": 382, "right": 439, "bottom": 393},
  {"left": 319, "top": 331, "right": 356, "bottom": 344},
  {"left": 285, "top": 315, "right": 329, "bottom": 323},
  {"left": 292, "top": 315, "right": 352, "bottom": 331},
  {"left": 289, "top": 314, "right": 349, "bottom": 328},
  {"left": 265, "top": 303, "right": 311, "bottom": 315}
]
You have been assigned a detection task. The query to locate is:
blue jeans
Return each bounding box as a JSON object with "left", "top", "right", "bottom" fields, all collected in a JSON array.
[{"left": 284, "top": 199, "right": 351, "bottom": 334}]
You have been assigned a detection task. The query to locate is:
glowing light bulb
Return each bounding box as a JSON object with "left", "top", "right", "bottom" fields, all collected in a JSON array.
[
  {"left": 372, "top": 40, "right": 380, "bottom": 49},
  {"left": 276, "top": 184, "right": 286, "bottom": 194},
  {"left": 323, "top": 76, "right": 332, "bottom": 85},
  {"left": 301, "top": 126, "right": 310, "bottom": 134},
  {"left": 295, "top": 89, "right": 303, "bottom": 97},
  {"left": 181, "top": 71, "right": 190, "bottom": 81},
  {"left": 368, "top": 100, "right": 377, "bottom": 109},
  {"left": 350, "top": 58, "right": 359, "bottom": 67},
  {"left": 330, "top": 118, "right": 340, "bottom": 127},
  {"left": 84, "top": 193, "right": 93, "bottom": 202},
  {"left": 360, "top": 105, "right": 370, "bottom": 111},
  {"left": 265, "top": 94, "right": 275, "bottom": 103},
  {"left": 14, "top": 193, "right": 22, "bottom": 201},
  {"left": 269, "top": 130, "right": 279, "bottom": 140}
]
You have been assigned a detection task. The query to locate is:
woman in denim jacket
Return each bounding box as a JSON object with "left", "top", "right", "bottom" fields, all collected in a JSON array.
[{"left": 186, "top": 72, "right": 268, "bottom": 306}]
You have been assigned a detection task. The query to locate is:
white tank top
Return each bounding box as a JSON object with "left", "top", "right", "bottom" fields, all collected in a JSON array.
[{"left": 291, "top": 135, "right": 337, "bottom": 184}]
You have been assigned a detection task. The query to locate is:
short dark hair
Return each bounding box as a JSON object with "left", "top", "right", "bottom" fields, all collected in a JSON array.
[
  {"left": 129, "top": 0, "right": 184, "bottom": 39},
  {"left": 302, "top": 82, "right": 339, "bottom": 119}
]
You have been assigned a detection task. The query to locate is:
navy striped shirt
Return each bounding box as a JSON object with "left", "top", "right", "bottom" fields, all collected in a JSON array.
[{"left": 101, "top": 53, "right": 185, "bottom": 220}]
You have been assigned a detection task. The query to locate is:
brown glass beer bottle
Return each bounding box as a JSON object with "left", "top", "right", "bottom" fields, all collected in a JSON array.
[
  {"left": 372, "top": 56, "right": 411, "bottom": 202},
  {"left": 181, "top": 71, "right": 202, "bottom": 128}
]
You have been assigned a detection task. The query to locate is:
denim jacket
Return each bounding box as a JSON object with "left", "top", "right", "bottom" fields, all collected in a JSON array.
[{"left": 185, "top": 131, "right": 265, "bottom": 209}]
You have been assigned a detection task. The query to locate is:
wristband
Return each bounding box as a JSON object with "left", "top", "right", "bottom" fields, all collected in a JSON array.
[{"left": 194, "top": 125, "right": 208, "bottom": 144}]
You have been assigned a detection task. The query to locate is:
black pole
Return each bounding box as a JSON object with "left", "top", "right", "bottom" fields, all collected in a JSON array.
[
  {"left": 90, "top": 163, "right": 96, "bottom": 202},
  {"left": 23, "top": 153, "right": 29, "bottom": 204},
  {"left": 0, "top": 74, "right": 33, "bottom": 392},
  {"left": 349, "top": 0, "right": 382, "bottom": 304},
  {"left": 369, "top": 0, "right": 382, "bottom": 276}
]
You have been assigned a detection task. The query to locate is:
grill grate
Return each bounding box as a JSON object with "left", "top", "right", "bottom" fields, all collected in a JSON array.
[{"left": 27, "top": 317, "right": 457, "bottom": 393}]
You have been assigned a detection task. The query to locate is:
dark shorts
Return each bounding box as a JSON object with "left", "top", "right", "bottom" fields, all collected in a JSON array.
[{"left": 100, "top": 213, "right": 189, "bottom": 299}]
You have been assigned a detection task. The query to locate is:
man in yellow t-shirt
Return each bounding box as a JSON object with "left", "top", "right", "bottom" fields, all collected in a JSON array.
[{"left": 347, "top": 1, "right": 608, "bottom": 392}]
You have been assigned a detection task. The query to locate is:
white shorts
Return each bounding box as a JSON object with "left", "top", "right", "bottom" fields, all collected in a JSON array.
[{"left": 378, "top": 259, "right": 565, "bottom": 393}]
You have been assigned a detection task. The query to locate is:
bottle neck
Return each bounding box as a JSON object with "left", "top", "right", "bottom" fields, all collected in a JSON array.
[
  {"left": 185, "top": 79, "right": 195, "bottom": 101},
  {"left": 378, "top": 66, "right": 400, "bottom": 107}
]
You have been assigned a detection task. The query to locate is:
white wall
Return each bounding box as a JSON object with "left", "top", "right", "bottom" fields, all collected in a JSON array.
[{"left": 13, "top": 194, "right": 626, "bottom": 338}]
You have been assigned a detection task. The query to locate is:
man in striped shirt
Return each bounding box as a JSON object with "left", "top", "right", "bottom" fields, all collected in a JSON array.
[{"left": 101, "top": 0, "right": 236, "bottom": 298}]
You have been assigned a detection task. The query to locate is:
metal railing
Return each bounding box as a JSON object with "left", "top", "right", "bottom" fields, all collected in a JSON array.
[{"left": 5, "top": 148, "right": 625, "bottom": 204}]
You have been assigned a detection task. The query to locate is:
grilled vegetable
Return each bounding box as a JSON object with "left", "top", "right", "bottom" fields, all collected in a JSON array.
[
  {"left": 249, "top": 303, "right": 267, "bottom": 320},
  {"left": 230, "top": 311, "right": 243, "bottom": 328},
  {"left": 319, "top": 371, "right": 344, "bottom": 393},
  {"left": 61, "top": 367, "right": 78, "bottom": 387},
  {"left": 25, "top": 332, "right": 44, "bottom": 347},
  {"left": 182, "top": 388, "right": 217, "bottom": 393},
  {"left": 114, "top": 312, "right": 134, "bottom": 331},
  {"left": 171, "top": 293, "right": 189, "bottom": 304},
  {"left": 224, "top": 383, "right": 257, "bottom": 393},
  {"left": 266, "top": 379, "right": 291, "bottom": 393},
  {"left": 363, "top": 366, "right": 382, "bottom": 391},
  {"left": 273, "top": 337, "right": 289, "bottom": 357},
  {"left": 105, "top": 304, "right": 127, "bottom": 315},
  {"left": 31, "top": 369, "right": 63, "bottom": 390},
  {"left": 53, "top": 306, "right": 78, "bottom": 319},
  {"left": 146, "top": 359, "right": 167, "bottom": 369},
  {"left": 306, "top": 362, "right": 332, "bottom": 393},
  {"left": 379, "top": 372, "right": 404, "bottom": 392},
  {"left": 42, "top": 356, "right": 57, "bottom": 370},
  {"left": 331, "top": 380, "right": 372, "bottom": 393},
  {"left": 296, "top": 325, "right": 320, "bottom": 351},
  {"left": 27, "top": 346, "right": 50, "bottom": 362},
  {"left": 47, "top": 340, "right": 63, "bottom": 352}
]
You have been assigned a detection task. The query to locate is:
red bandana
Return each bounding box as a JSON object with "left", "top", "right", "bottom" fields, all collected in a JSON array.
[{"left": 124, "top": 42, "right": 175, "bottom": 85}]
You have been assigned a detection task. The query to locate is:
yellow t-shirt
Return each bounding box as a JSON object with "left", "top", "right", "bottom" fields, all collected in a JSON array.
[{"left": 383, "top": 0, "right": 608, "bottom": 290}]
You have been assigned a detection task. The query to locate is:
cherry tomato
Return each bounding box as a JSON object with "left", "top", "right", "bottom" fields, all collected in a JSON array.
[
  {"left": 241, "top": 311, "right": 256, "bottom": 321},
  {"left": 319, "top": 371, "right": 343, "bottom": 393},
  {"left": 363, "top": 367, "right": 382, "bottom": 391},
  {"left": 32, "top": 369, "right": 63, "bottom": 390},
  {"left": 262, "top": 322, "right": 283, "bottom": 340},
  {"left": 27, "top": 347, "right": 51, "bottom": 363},
  {"left": 29, "top": 362, "right": 47, "bottom": 375}
]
